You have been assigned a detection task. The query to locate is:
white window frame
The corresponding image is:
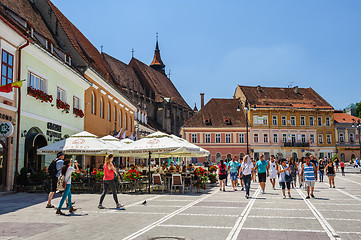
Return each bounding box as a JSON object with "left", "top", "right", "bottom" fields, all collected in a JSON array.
[
  {"left": 239, "top": 133, "right": 244, "bottom": 143},
  {"left": 191, "top": 133, "right": 197, "bottom": 143},
  {"left": 326, "top": 117, "right": 330, "bottom": 127},
  {"left": 282, "top": 134, "right": 287, "bottom": 143},
  {"left": 28, "top": 71, "right": 47, "bottom": 92},
  {"left": 91, "top": 92, "right": 96, "bottom": 114},
  {"left": 318, "top": 134, "right": 323, "bottom": 144},
  {"left": 310, "top": 134, "right": 315, "bottom": 143},
  {"left": 73, "top": 95, "right": 80, "bottom": 109},
  {"left": 300, "top": 116, "right": 305, "bottom": 126},
  {"left": 254, "top": 133, "right": 259, "bottom": 143},
  {"left": 339, "top": 133, "right": 344, "bottom": 143},
  {"left": 119, "top": 110, "right": 122, "bottom": 127},
  {"left": 57, "top": 86, "right": 66, "bottom": 102},
  {"left": 264, "top": 134, "right": 268, "bottom": 143},
  {"left": 281, "top": 116, "right": 287, "bottom": 126},
  {"left": 273, "top": 133, "right": 278, "bottom": 143},
  {"left": 290, "top": 116, "right": 296, "bottom": 126},
  {"left": 318, "top": 117, "right": 322, "bottom": 126},
  {"left": 100, "top": 97, "right": 104, "bottom": 119},
  {"left": 327, "top": 134, "right": 331, "bottom": 144},
  {"left": 309, "top": 116, "right": 314, "bottom": 126},
  {"left": 301, "top": 134, "right": 306, "bottom": 143},
  {"left": 205, "top": 133, "right": 210, "bottom": 143},
  {"left": 253, "top": 115, "right": 258, "bottom": 125},
  {"left": 107, "top": 102, "right": 111, "bottom": 121},
  {"left": 216, "top": 133, "right": 221, "bottom": 143},
  {"left": 225, "top": 133, "right": 231, "bottom": 143},
  {"left": 272, "top": 116, "right": 278, "bottom": 125}
]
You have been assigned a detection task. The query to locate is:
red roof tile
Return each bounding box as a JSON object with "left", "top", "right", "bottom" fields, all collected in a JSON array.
[
  {"left": 129, "top": 57, "right": 190, "bottom": 109},
  {"left": 237, "top": 85, "right": 333, "bottom": 109},
  {"left": 183, "top": 98, "right": 246, "bottom": 128},
  {"left": 334, "top": 111, "right": 361, "bottom": 123}
]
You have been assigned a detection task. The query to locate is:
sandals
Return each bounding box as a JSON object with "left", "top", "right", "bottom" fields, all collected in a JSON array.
[{"left": 46, "top": 204, "right": 54, "bottom": 208}]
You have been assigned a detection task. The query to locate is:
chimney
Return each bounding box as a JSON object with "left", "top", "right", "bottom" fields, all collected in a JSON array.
[
  {"left": 293, "top": 86, "right": 299, "bottom": 94},
  {"left": 200, "top": 93, "right": 205, "bottom": 109},
  {"left": 256, "top": 85, "right": 261, "bottom": 92}
]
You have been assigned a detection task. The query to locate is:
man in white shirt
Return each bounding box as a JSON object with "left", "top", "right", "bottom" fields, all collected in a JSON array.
[{"left": 239, "top": 155, "right": 254, "bottom": 199}]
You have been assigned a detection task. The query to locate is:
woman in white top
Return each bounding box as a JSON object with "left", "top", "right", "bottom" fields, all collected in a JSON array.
[
  {"left": 56, "top": 159, "right": 80, "bottom": 215},
  {"left": 278, "top": 159, "right": 292, "bottom": 199},
  {"left": 268, "top": 155, "right": 278, "bottom": 190},
  {"left": 238, "top": 155, "right": 254, "bottom": 199},
  {"left": 298, "top": 157, "right": 304, "bottom": 188}
]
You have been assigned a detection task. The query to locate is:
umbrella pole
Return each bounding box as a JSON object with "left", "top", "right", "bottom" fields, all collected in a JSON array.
[{"left": 148, "top": 151, "right": 151, "bottom": 194}]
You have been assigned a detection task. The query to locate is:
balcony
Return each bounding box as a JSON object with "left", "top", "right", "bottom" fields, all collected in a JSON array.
[{"left": 284, "top": 142, "right": 310, "bottom": 147}]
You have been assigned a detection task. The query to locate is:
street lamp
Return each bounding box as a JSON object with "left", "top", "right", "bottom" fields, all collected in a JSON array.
[
  {"left": 352, "top": 119, "right": 361, "bottom": 159},
  {"left": 237, "top": 101, "right": 250, "bottom": 155}
]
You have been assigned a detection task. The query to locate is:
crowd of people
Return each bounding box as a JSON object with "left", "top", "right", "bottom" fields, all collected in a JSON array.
[{"left": 217, "top": 154, "right": 342, "bottom": 199}]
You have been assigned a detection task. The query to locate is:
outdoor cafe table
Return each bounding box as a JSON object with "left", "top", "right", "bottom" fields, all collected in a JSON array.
[{"left": 164, "top": 173, "right": 193, "bottom": 192}]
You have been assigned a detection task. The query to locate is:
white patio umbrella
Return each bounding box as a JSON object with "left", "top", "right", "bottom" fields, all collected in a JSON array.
[
  {"left": 37, "top": 131, "right": 116, "bottom": 155},
  {"left": 169, "top": 134, "right": 210, "bottom": 157}
]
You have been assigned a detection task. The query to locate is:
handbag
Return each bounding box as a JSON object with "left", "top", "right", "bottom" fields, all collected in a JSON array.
[
  {"left": 285, "top": 173, "right": 292, "bottom": 183},
  {"left": 57, "top": 173, "right": 70, "bottom": 192}
]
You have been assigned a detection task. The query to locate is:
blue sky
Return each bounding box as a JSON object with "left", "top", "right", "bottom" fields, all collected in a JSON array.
[{"left": 52, "top": 0, "right": 361, "bottom": 110}]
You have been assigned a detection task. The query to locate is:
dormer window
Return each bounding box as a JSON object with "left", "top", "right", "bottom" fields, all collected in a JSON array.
[
  {"left": 25, "top": 21, "right": 33, "bottom": 37},
  {"left": 224, "top": 118, "right": 232, "bottom": 125},
  {"left": 204, "top": 118, "right": 212, "bottom": 125},
  {"left": 65, "top": 54, "right": 71, "bottom": 65},
  {"left": 46, "top": 40, "right": 53, "bottom": 54}
]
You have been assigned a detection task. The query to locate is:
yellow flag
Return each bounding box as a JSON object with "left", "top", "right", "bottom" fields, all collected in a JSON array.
[{"left": 11, "top": 81, "right": 23, "bottom": 88}]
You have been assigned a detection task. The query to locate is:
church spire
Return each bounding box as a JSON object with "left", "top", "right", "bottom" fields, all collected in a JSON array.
[{"left": 150, "top": 33, "right": 166, "bottom": 75}]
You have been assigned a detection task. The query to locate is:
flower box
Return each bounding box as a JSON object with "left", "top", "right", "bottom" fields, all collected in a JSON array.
[
  {"left": 27, "top": 87, "right": 53, "bottom": 103},
  {"left": 73, "top": 107, "right": 84, "bottom": 118},
  {"left": 56, "top": 99, "right": 70, "bottom": 113}
]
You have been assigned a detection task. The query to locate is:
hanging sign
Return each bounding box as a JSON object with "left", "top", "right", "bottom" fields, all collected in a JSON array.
[{"left": 0, "top": 121, "right": 14, "bottom": 137}]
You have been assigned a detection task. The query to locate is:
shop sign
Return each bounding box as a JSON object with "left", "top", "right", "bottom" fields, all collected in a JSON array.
[
  {"left": 0, "top": 121, "right": 14, "bottom": 137},
  {"left": 47, "top": 122, "right": 62, "bottom": 140}
]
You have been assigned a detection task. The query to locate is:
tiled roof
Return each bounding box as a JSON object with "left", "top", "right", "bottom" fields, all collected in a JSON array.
[
  {"left": 238, "top": 85, "right": 333, "bottom": 109},
  {"left": 183, "top": 98, "right": 247, "bottom": 128},
  {"left": 129, "top": 57, "right": 191, "bottom": 109},
  {"left": 334, "top": 111, "right": 361, "bottom": 123},
  {"left": 46, "top": 0, "right": 112, "bottom": 79},
  {"left": 102, "top": 52, "right": 145, "bottom": 95},
  {"left": 0, "top": 0, "right": 57, "bottom": 46}
]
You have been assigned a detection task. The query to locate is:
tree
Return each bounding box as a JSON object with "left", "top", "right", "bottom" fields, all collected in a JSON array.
[{"left": 356, "top": 102, "right": 361, "bottom": 118}]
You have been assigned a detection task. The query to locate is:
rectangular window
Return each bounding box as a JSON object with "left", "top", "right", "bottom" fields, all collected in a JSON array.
[
  {"left": 327, "top": 134, "right": 331, "bottom": 144},
  {"left": 216, "top": 133, "right": 221, "bottom": 143},
  {"left": 263, "top": 116, "right": 268, "bottom": 125},
  {"left": 253, "top": 115, "right": 258, "bottom": 125},
  {"left": 318, "top": 134, "right": 323, "bottom": 144},
  {"left": 326, "top": 117, "right": 330, "bottom": 127},
  {"left": 282, "top": 134, "right": 287, "bottom": 143},
  {"left": 291, "top": 116, "right": 296, "bottom": 126},
  {"left": 28, "top": 72, "right": 46, "bottom": 91},
  {"left": 301, "top": 134, "right": 306, "bottom": 143},
  {"left": 239, "top": 133, "right": 244, "bottom": 143},
  {"left": 291, "top": 134, "right": 296, "bottom": 143},
  {"left": 73, "top": 96, "right": 80, "bottom": 109},
  {"left": 205, "top": 133, "right": 210, "bottom": 143},
  {"left": 272, "top": 116, "right": 277, "bottom": 125},
  {"left": 57, "top": 87, "right": 66, "bottom": 102},
  {"left": 226, "top": 133, "right": 231, "bottom": 143},
  {"left": 254, "top": 134, "right": 259, "bottom": 143},
  {"left": 350, "top": 133, "right": 354, "bottom": 143},
  {"left": 281, "top": 116, "right": 287, "bottom": 126},
  {"left": 119, "top": 111, "right": 122, "bottom": 127},
  {"left": 191, "top": 133, "right": 197, "bottom": 143},
  {"left": 1, "top": 50, "right": 14, "bottom": 85},
  {"left": 310, "top": 134, "right": 315, "bottom": 144},
  {"left": 300, "top": 116, "right": 305, "bottom": 126},
  {"left": 309, "top": 116, "right": 314, "bottom": 126},
  {"left": 318, "top": 117, "right": 322, "bottom": 126},
  {"left": 339, "top": 133, "right": 344, "bottom": 143},
  {"left": 273, "top": 133, "right": 278, "bottom": 143},
  {"left": 264, "top": 134, "right": 268, "bottom": 143}
]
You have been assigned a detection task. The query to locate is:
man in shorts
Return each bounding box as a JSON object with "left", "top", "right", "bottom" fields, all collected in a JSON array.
[
  {"left": 228, "top": 156, "right": 240, "bottom": 191},
  {"left": 255, "top": 154, "right": 269, "bottom": 194},
  {"left": 268, "top": 155, "right": 278, "bottom": 190},
  {"left": 46, "top": 152, "right": 64, "bottom": 208},
  {"left": 302, "top": 156, "right": 317, "bottom": 199}
]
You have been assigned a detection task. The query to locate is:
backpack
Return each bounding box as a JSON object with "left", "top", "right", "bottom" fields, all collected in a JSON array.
[
  {"left": 220, "top": 165, "right": 226, "bottom": 175},
  {"left": 57, "top": 174, "right": 66, "bottom": 191},
  {"left": 48, "top": 160, "right": 58, "bottom": 177}
]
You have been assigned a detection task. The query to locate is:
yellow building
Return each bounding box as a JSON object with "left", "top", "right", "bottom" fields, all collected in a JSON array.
[{"left": 234, "top": 85, "right": 335, "bottom": 160}]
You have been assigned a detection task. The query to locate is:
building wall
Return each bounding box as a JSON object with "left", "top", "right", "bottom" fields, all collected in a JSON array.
[{"left": 335, "top": 122, "right": 361, "bottom": 161}]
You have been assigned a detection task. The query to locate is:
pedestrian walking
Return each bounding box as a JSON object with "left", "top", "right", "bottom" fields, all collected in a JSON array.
[
  {"left": 56, "top": 159, "right": 80, "bottom": 215},
  {"left": 278, "top": 159, "right": 292, "bottom": 199},
  {"left": 46, "top": 151, "right": 64, "bottom": 208},
  {"left": 326, "top": 161, "right": 336, "bottom": 188},
  {"left": 252, "top": 159, "right": 257, "bottom": 182},
  {"left": 239, "top": 155, "right": 254, "bottom": 199},
  {"left": 218, "top": 160, "right": 227, "bottom": 191},
  {"left": 268, "top": 155, "right": 278, "bottom": 190},
  {"left": 238, "top": 158, "right": 245, "bottom": 191},
  {"left": 335, "top": 158, "right": 340, "bottom": 172},
  {"left": 340, "top": 160, "right": 345, "bottom": 176},
  {"left": 98, "top": 154, "right": 124, "bottom": 209},
  {"left": 298, "top": 157, "right": 304, "bottom": 188},
  {"left": 318, "top": 159, "right": 326, "bottom": 182},
  {"left": 301, "top": 157, "right": 317, "bottom": 199},
  {"left": 225, "top": 159, "right": 229, "bottom": 186},
  {"left": 289, "top": 158, "right": 297, "bottom": 188},
  {"left": 254, "top": 154, "right": 269, "bottom": 194},
  {"left": 229, "top": 156, "right": 240, "bottom": 191}
]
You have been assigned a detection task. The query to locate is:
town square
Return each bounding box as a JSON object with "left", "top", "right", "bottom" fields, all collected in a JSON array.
[{"left": 0, "top": 0, "right": 361, "bottom": 239}]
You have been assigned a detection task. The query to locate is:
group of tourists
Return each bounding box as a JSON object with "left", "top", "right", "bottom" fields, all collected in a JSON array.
[
  {"left": 47, "top": 152, "right": 124, "bottom": 215},
  {"left": 217, "top": 154, "right": 340, "bottom": 199}
]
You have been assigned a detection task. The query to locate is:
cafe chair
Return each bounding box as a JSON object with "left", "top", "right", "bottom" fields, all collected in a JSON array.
[
  {"left": 152, "top": 174, "right": 165, "bottom": 193},
  {"left": 171, "top": 174, "right": 184, "bottom": 194}
]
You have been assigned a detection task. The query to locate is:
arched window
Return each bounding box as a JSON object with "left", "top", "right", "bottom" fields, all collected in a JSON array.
[
  {"left": 100, "top": 97, "right": 104, "bottom": 119},
  {"left": 91, "top": 92, "right": 96, "bottom": 114},
  {"left": 124, "top": 114, "right": 127, "bottom": 130},
  {"left": 114, "top": 107, "right": 117, "bottom": 122},
  {"left": 119, "top": 110, "right": 122, "bottom": 127},
  {"left": 128, "top": 116, "right": 132, "bottom": 131},
  {"left": 107, "top": 102, "right": 111, "bottom": 121}
]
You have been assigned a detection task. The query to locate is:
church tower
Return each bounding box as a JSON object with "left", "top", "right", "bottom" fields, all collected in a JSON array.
[{"left": 150, "top": 33, "right": 166, "bottom": 75}]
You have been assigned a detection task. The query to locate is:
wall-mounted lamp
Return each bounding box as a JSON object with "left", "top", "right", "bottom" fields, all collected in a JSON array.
[{"left": 21, "top": 130, "right": 27, "bottom": 137}]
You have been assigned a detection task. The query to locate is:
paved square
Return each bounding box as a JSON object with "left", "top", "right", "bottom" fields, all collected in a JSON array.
[{"left": 1, "top": 172, "right": 361, "bottom": 239}]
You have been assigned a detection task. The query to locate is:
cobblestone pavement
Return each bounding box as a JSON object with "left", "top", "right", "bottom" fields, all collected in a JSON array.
[{"left": 1, "top": 172, "right": 361, "bottom": 240}]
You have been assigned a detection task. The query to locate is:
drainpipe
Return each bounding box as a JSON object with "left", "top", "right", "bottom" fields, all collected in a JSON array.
[{"left": 14, "top": 40, "right": 29, "bottom": 188}]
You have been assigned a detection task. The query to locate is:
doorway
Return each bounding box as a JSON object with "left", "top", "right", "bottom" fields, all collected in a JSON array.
[{"left": 0, "top": 141, "right": 7, "bottom": 191}]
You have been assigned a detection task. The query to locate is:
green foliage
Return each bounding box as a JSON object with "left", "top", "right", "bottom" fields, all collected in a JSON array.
[
  {"left": 356, "top": 102, "right": 361, "bottom": 118},
  {"left": 72, "top": 172, "right": 80, "bottom": 182},
  {"left": 208, "top": 173, "right": 218, "bottom": 184},
  {"left": 331, "top": 154, "right": 338, "bottom": 161},
  {"left": 30, "top": 170, "right": 47, "bottom": 182}
]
